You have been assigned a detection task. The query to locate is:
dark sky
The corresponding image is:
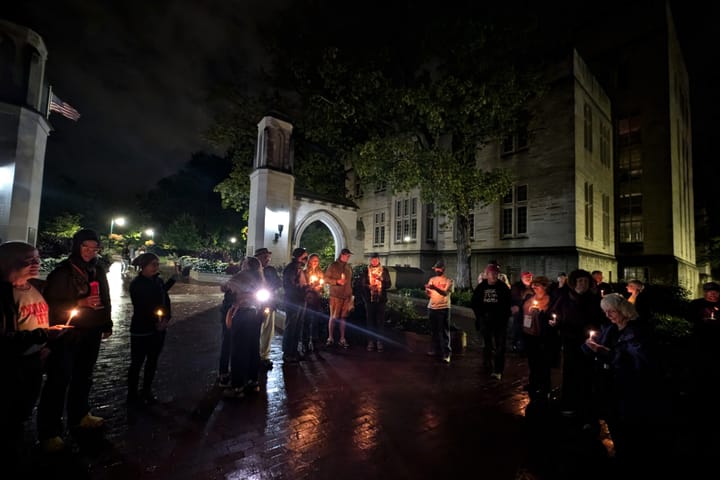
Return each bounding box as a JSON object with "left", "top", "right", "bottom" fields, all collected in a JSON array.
[{"left": 3, "top": 1, "right": 718, "bottom": 221}]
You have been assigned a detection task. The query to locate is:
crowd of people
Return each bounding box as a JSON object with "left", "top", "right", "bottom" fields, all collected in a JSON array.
[{"left": 3, "top": 234, "right": 720, "bottom": 476}]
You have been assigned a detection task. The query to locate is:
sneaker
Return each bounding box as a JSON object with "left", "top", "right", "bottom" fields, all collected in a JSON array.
[
  {"left": 339, "top": 338, "right": 350, "bottom": 348},
  {"left": 490, "top": 372, "right": 503, "bottom": 381},
  {"left": 218, "top": 374, "right": 231, "bottom": 387},
  {"left": 377, "top": 342, "right": 384, "bottom": 352},
  {"left": 326, "top": 338, "right": 334, "bottom": 347},
  {"left": 442, "top": 354, "right": 451, "bottom": 364},
  {"left": 367, "top": 341, "right": 375, "bottom": 352},
  {"left": 77, "top": 413, "right": 105, "bottom": 429},
  {"left": 41, "top": 436, "right": 65, "bottom": 453}
]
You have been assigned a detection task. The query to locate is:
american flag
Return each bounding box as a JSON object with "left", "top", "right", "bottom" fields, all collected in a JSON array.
[{"left": 49, "top": 92, "right": 81, "bottom": 121}]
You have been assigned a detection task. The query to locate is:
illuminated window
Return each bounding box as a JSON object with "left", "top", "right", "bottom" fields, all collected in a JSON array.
[
  {"left": 619, "top": 193, "right": 643, "bottom": 243},
  {"left": 395, "top": 197, "right": 417, "bottom": 243}
]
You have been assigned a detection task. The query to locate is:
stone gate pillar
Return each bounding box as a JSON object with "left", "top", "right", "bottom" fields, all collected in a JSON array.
[{"left": 247, "top": 116, "right": 294, "bottom": 265}]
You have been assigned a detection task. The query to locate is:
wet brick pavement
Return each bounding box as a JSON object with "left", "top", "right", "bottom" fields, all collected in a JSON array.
[{"left": 19, "top": 269, "right": 693, "bottom": 480}]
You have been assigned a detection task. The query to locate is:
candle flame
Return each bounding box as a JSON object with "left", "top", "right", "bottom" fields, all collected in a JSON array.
[{"left": 156, "top": 309, "right": 164, "bottom": 317}]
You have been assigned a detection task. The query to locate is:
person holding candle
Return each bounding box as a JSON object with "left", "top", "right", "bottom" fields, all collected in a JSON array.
[
  {"left": 255, "top": 248, "right": 281, "bottom": 371},
  {"left": 359, "top": 252, "right": 392, "bottom": 352},
  {"left": 471, "top": 263, "right": 511, "bottom": 378},
  {"left": 38, "top": 229, "right": 112, "bottom": 452},
  {"left": 521, "top": 276, "right": 559, "bottom": 402},
  {"left": 583, "top": 293, "right": 664, "bottom": 478},
  {"left": 224, "top": 256, "right": 267, "bottom": 398},
  {"left": 127, "top": 252, "right": 176, "bottom": 405},
  {"left": 510, "top": 271, "right": 534, "bottom": 354},
  {"left": 0, "top": 241, "right": 64, "bottom": 468},
  {"left": 324, "top": 248, "right": 354, "bottom": 348},
  {"left": 550, "top": 269, "right": 604, "bottom": 420},
  {"left": 425, "top": 260, "right": 454, "bottom": 364},
  {"left": 303, "top": 253, "right": 325, "bottom": 354}
]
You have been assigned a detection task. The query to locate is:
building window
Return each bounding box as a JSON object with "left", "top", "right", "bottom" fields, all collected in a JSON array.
[
  {"left": 425, "top": 204, "right": 436, "bottom": 242},
  {"left": 600, "top": 123, "right": 611, "bottom": 167},
  {"left": 619, "top": 193, "right": 643, "bottom": 243},
  {"left": 583, "top": 103, "right": 593, "bottom": 152},
  {"left": 623, "top": 266, "right": 647, "bottom": 283},
  {"left": 501, "top": 185, "right": 528, "bottom": 238},
  {"left": 373, "top": 212, "right": 386, "bottom": 247},
  {"left": 602, "top": 194, "right": 610, "bottom": 247},
  {"left": 584, "top": 182, "right": 594, "bottom": 240},
  {"left": 618, "top": 116, "right": 641, "bottom": 146},
  {"left": 395, "top": 197, "right": 417, "bottom": 243},
  {"left": 501, "top": 130, "right": 529, "bottom": 155},
  {"left": 375, "top": 180, "right": 386, "bottom": 193}
]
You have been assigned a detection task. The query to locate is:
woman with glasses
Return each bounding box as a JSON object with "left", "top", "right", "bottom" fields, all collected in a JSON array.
[
  {"left": 37, "top": 229, "right": 112, "bottom": 452},
  {"left": 0, "top": 241, "right": 64, "bottom": 470}
]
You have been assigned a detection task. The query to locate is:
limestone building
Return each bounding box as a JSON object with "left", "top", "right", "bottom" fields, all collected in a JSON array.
[{"left": 0, "top": 19, "right": 51, "bottom": 245}]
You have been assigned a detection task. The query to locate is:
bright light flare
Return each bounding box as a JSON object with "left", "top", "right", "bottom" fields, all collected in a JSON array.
[{"left": 256, "top": 288, "right": 270, "bottom": 303}]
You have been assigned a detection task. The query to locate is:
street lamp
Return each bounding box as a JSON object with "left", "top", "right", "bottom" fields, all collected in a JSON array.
[
  {"left": 145, "top": 228, "right": 154, "bottom": 239},
  {"left": 110, "top": 217, "right": 126, "bottom": 236}
]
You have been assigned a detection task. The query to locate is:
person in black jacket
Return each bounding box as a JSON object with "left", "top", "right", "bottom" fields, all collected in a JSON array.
[
  {"left": 471, "top": 264, "right": 512, "bottom": 380},
  {"left": 359, "top": 252, "right": 392, "bottom": 352},
  {"left": 128, "top": 252, "right": 176, "bottom": 405},
  {"left": 37, "top": 229, "right": 112, "bottom": 452}
]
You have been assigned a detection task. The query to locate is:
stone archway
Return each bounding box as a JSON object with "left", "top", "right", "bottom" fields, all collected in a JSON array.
[{"left": 293, "top": 208, "right": 350, "bottom": 260}]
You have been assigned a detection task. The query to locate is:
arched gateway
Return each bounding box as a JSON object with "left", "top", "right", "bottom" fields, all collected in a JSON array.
[{"left": 246, "top": 116, "right": 360, "bottom": 265}]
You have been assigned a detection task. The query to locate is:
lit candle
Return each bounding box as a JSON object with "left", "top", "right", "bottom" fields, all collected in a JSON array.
[
  {"left": 341, "top": 273, "right": 345, "bottom": 281},
  {"left": 319, "top": 278, "right": 324, "bottom": 285},
  {"left": 66, "top": 308, "right": 78, "bottom": 326},
  {"left": 532, "top": 300, "right": 538, "bottom": 310},
  {"left": 588, "top": 330, "right": 596, "bottom": 340},
  {"left": 310, "top": 275, "right": 318, "bottom": 284},
  {"left": 600, "top": 289, "right": 605, "bottom": 297},
  {"left": 156, "top": 309, "right": 164, "bottom": 321},
  {"left": 551, "top": 313, "right": 557, "bottom": 324},
  {"left": 711, "top": 310, "right": 716, "bottom": 320}
]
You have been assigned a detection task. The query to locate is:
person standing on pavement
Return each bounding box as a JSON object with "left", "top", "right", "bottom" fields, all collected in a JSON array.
[
  {"left": 255, "top": 248, "right": 281, "bottom": 370},
  {"left": 127, "top": 252, "right": 176, "bottom": 405},
  {"left": 283, "top": 248, "right": 308, "bottom": 362},
  {"left": 425, "top": 260, "right": 454, "bottom": 364},
  {"left": 303, "top": 253, "right": 325, "bottom": 354},
  {"left": 359, "top": 252, "right": 392, "bottom": 352},
  {"left": 37, "top": 229, "right": 112, "bottom": 452},
  {"left": 224, "top": 256, "right": 267, "bottom": 398},
  {"left": 521, "top": 276, "right": 558, "bottom": 400},
  {"left": 325, "top": 248, "right": 354, "bottom": 348},
  {"left": 471, "top": 263, "right": 511, "bottom": 379},
  {"left": 550, "top": 269, "right": 604, "bottom": 420},
  {"left": 583, "top": 293, "right": 665, "bottom": 478},
  {"left": 0, "top": 242, "right": 63, "bottom": 469}
]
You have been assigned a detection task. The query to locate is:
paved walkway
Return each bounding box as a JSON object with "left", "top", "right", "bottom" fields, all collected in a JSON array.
[{"left": 20, "top": 269, "right": 694, "bottom": 479}]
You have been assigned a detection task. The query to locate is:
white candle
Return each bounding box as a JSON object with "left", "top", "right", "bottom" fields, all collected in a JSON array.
[{"left": 588, "top": 330, "right": 596, "bottom": 340}]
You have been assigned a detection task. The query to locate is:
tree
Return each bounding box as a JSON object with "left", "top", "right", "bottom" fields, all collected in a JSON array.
[
  {"left": 212, "top": 1, "right": 549, "bottom": 288},
  {"left": 37, "top": 212, "right": 83, "bottom": 257},
  {"left": 163, "top": 213, "right": 202, "bottom": 253}
]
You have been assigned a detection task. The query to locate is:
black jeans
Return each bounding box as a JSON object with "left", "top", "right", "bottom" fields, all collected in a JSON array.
[
  {"left": 230, "top": 308, "right": 263, "bottom": 387},
  {"left": 365, "top": 301, "right": 386, "bottom": 342},
  {"left": 481, "top": 315, "right": 508, "bottom": 374},
  {"left": 128, "top": 331, "right": 166, "bottom": 398},
  {"left": 429, "top": 308, "right": 451, "bottom": 356},
  {"left": 37, "top": 327, "right": 103, "bottom": 439}
]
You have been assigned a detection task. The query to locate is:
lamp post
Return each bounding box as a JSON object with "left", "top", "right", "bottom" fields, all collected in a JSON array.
[
  {"left": 110, "top": 217, "right": 126, "bottom": 236},
  {"left": 145, "top": 228, "right": 154, "bottom": 239}
]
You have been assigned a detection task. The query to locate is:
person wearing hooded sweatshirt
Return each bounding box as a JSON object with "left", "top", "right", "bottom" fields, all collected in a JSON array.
[
  {"left": 128, "top": 252, "right": 175, "bottom": 405},
  {"left": 37, "top": 229, "right": 112, "bottom": 452}
]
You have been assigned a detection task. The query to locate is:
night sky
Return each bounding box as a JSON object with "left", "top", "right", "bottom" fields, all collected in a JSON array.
[{"left": 3, "top": 2, "right": 718, "bottom": 227}]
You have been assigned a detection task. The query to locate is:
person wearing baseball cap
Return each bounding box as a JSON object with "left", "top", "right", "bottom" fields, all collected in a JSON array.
[
  {"left": 324, "top": 248, "right": 354, "bottom": 348},
  {"left": 425, "top": 259, "right": 454, "bottom": 363},
  {"left": 471, "top": 262, "right": 511, "bottom": 379}
]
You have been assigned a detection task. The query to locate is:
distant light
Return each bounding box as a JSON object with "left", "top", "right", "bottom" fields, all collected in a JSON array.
[
  {"left": 230, "top": 237, "right": 237, "bottom": 243},
  {"left": 145, "top": 228, "right": 154, "bottom": 237},
  {"left": 404, "top": 236, "right": 411, "bottom": 242},
  {"left": 114, "top": 217, "right": 126, "bottom": 226}
]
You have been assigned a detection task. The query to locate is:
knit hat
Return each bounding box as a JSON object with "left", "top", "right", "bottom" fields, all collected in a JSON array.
[{"left": 71, "top": 229, "right": 101, "bottom": 256}]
